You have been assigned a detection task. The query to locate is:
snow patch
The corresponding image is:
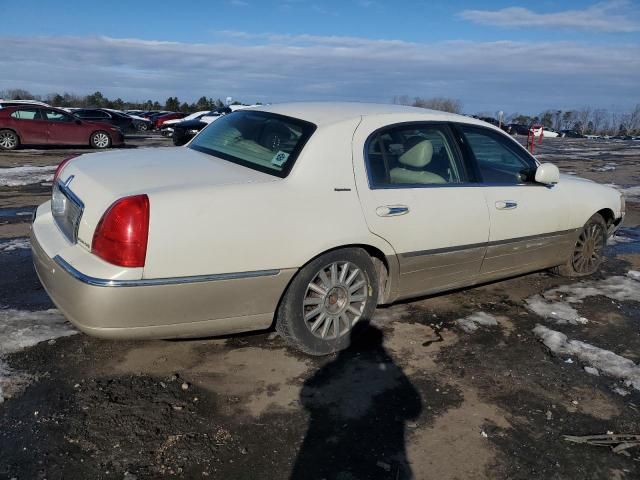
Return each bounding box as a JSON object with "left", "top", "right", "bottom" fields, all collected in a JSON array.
[
  {"left": 606, "top": 183, "right": 640, "bottom": 200},
  {"left": 525, "top": 294, "right": 587, "bottom": 325},
  {"left": 455, "top": 312, "right": 499, "bottom": 333},
  {"left": 0, "top": 165, "right": 56, "bottom": 187},
  {"left": 533, "top": 325, "right": 640, "bottom": 391},
  {"left": 0, "top": 308, "right": 77, "bottom": 403},
  {"left": 526, "top": 272, "right": 640, "bottom": 324},
  {"left": 592, "top": 164, "right": 616, "bottom": 172},
  {"left": 546, "top": 275, "right": 640, "bottom": 303},
  {"left": 607, "top": 234, "right": 635, "bottom": 246},
  {"left": 0, "top": 238, "right": 30, "bottom": 252}
]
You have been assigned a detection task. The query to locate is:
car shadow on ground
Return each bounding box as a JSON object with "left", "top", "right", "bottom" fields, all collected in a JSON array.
[{"left": 290, "top": 325, "right": 422, "bottom": 480}]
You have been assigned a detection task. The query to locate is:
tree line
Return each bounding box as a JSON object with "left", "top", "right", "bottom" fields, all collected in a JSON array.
[
  {"left": 3, "top": 88, "right": 638, "bottom": 136},
  {"left": 393, "top": 95, "right": 640, "bottom": 136},
  {"left": 0, "top": 89, "right": 242, "bottom": 113}
]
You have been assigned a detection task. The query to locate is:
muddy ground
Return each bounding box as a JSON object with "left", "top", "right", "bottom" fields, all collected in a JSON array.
[{"left": 1, "top": 135, "right": 639, "bottom": 479}]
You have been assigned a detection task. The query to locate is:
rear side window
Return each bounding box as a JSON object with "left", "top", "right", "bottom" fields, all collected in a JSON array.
[
  {"left": 189, "top": 111, "right": 316, "bottom": 178},
  {"left": 43, "top": 110, "right": 73, "bottom": 122},
  {"left": 366, "top": 123, "right": 466, "bottom": 188},
  {"left": 10, "top": 109, "right": 40, "bottom": 120},
  {"left": 459, "top": 125, "right": 537, "bottom": 184}
]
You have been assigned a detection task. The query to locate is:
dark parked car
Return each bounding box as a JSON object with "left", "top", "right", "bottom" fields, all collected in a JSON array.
[
  {"left": 560, "top": 130, "right": 585, "bottom": 138},
  {"left": 171, "top": 108, "right": 231, "bottom": 145},
  {"left": 0, "top": 106, "right": 124, "bottom": 150},
  {"left": 72, "top": 108, "right": 134, "bottom": 132},
  {"left": 505, "top": 123, "right": 531, "bottom": 135}
]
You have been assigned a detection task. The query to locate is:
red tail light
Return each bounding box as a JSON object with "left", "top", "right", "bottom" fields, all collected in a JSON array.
[
  {"left": 53, "top": 155, "right": 79, "bottom": 183},
  {"left": 91, "top": 195, "right": 150, "bottom": 268}
]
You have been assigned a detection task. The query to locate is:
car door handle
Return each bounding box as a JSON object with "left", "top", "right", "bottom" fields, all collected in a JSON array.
[
  {"left": 376, "top": 205, "right": 409, "bottom": 217},
  {"left": 495, "top": 200, "right": 518, "bottom": 210}
]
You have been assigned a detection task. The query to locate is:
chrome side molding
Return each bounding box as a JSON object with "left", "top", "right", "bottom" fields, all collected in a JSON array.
[{"left": 53, "top": 255, "right": 281, "bottom": 288}]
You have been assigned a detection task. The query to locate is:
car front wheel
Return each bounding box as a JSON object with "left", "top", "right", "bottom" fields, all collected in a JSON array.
[
  {"left": 276, "top": 248, "right": 379, "bottom": 356},
  {"left": 553, "top": 213, "right": 607, "bottom": 277},
  {"left": 90, "top": 131, "right": 112, "bottom": 149},
  {"left": 0, "top": 129, "right": 19, "bottom": 150}
]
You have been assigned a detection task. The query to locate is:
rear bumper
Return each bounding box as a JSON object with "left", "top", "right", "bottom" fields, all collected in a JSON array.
[{"left": 31, "top": 228, "right": 295, "bottom": 340}]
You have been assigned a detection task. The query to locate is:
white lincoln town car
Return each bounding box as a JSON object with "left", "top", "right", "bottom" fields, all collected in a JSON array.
[{"left": 31, "top": 103, "right": 625, "bottom": 355}]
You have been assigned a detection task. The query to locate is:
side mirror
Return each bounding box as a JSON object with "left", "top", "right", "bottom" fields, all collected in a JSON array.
[{"left": 535, "top": 162, "right": 560, "bottom": 185}]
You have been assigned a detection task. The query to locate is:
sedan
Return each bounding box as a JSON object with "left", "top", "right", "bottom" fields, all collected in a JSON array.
[
  {"left": 153, "top": 112, "right": 186, "bottom": 130},
  {"left": 0, "top": 106, "right": 124, "bottom": 150},
  {"left": 31, "top": 103, "right": 624, "bottom": 355},
  {"left": 72, "top": 108, "right": 134, "bottom": 132}
]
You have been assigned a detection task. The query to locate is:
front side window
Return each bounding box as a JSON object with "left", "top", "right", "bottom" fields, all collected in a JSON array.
[
  {"left": 10, "top": 109, "right": 41, "bottom": 120},
  {"left": 459, "top": 125, "right": 537, "bottom": 184},
  {"left": 189, "top": 111, "right": 316, "bottom": 177},
  {"left": 43, "top": 109, "right": 73, "bottom": 122},
  {"left": 366, "top": 123, "right": 466, "bottom": 188}
]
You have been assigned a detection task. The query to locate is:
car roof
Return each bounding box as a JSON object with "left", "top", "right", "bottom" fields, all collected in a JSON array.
[{"left": 246, "top": 102, "right": 483, "bottom": 127}]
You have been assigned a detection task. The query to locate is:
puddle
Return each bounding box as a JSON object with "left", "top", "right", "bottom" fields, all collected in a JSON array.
[
  {"left": 0, "top": 207, "right": 35, "bottom": 221},
  {"left": 607, "top": 226, "right": 640, "bottom": 255}
]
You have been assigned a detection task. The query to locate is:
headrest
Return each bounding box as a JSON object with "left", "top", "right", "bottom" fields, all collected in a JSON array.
[{"left": 399, "top": 139, "right": 433, "bottom": 168}]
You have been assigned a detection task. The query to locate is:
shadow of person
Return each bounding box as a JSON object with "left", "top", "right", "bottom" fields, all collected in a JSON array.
[{"left": 291, "top": 325, "right": 422, "bottom": 480}]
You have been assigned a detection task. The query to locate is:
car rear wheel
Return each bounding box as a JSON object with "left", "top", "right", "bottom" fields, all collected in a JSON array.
[
  {"left": 0, "top": 129, "right": 19, "bottom": 150},
  {"left": 276, "top": 248, "right": 378, "bottom": 356},
  {"left": 90, "top": 131, "right": 111, "bottom": 149},
  {"left": 137, "top": 122, "right": 148, "bottom": 132},
  {"left": 552, "top": 213, "right": 607, "bottom": 277}
]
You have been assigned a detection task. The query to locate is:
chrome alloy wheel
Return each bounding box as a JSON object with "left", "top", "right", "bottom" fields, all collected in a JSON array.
[
  {"left": 0, "top": 131, "right": 17, "bottom": 149},
  {"left": 302, "top": 261, "right": 368, "bottom": 340},
  {"left": 572, "top": 222, "right": 605, "bottom": 274},
  {"left": 93, "top": 132, "right": 110, "bottom": 148}
]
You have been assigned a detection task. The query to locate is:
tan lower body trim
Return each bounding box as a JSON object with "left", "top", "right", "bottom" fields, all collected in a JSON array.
[{"left": 31, "top": 231, "right": 296, "bottom": 340}]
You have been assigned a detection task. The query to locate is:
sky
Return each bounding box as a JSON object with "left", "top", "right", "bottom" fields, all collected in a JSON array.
[{"left": 1, "top": 0, "right": 639, "bottom": 114}]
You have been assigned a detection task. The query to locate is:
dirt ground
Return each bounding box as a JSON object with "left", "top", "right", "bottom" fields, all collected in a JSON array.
[{"left": 1, "top": 135, "right": 639, "bottom": 479}]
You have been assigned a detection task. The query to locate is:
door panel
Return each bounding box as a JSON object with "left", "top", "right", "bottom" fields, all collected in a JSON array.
[
  {"left": 482, "top": 185, "right": 574, "bottom": 275},
  {"left": 42, "top": 109, "right": 88, "bottom": 145},
  {"left": 9, "top": 109, "right": 48, "bottom": 144},
  {"left": 352, "top": 116, "right": 490, "bottom": 299},
  {"left": 455, "top": 124, "right": 573, "bottom": 276}
]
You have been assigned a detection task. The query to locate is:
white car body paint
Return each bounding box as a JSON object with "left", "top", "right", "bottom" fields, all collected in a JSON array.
[{"left": 31, "top": 102, "right": 625, "bottom": 339}]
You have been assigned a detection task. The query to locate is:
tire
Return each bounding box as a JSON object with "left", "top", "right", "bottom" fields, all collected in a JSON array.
[
  {"left": 276, "top": 248, "right": 379, "bottom": 356},
  {"left": 90, "top": 131, "right": 111, "bottom": 149},
  {"left": 137, "top": 122, "right": 148, "bottom": 132},
  {"left": 0, "top": 129, "right": 19, "bottom": 150},
  {"left": 552, "top": 213, "right": 607, "bottom": 277}
]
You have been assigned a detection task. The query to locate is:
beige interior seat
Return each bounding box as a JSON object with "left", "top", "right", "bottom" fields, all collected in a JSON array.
[{"left": 389, "top": 139, "right": 446, "bottom": 184}]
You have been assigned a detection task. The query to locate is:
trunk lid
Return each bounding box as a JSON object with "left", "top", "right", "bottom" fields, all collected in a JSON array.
[{"left": 56, "top": 146, "right": 278, "bottom": 249}]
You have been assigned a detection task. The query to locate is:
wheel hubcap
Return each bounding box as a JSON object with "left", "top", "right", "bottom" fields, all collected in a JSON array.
[
  {"left": 572, "top": 223, "right": 605, "bottom": 274},
  {"left": 303, "top": 261, "right": 368, "bottom": 340},
  {"left": 0, "top": 132, "right": 16, "bottom": 148},
  {"left": 94, "top": 133, "right": 109, "bottom": 147}
]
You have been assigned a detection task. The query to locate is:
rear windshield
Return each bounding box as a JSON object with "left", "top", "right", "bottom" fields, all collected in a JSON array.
[{"left": 189, "top": 110, "right": 316, "bottom": 178}]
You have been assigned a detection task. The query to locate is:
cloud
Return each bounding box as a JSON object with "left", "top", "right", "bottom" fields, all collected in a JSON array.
[
  {"left": 0, "top": 33, "right": 638, "bottom": 112},
  {"left": 460, "top": 0, "right": 640, "bottom": 32}
]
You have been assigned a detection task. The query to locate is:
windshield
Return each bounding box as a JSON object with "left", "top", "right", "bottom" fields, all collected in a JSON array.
[{"left": 188, "top": 110, "right": 316, "bottom": 177}]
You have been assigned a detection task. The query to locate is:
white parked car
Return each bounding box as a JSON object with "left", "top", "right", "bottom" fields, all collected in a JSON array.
[
  {"left": 31, "top": 103, "right": 625, "bottom": 355},
  {"left": 542, "top": 127, "right": 561, "bottom": 138}
]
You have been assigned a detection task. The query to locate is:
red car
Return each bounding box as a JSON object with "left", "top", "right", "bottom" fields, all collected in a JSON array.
[
  {"left": 154, "top": 112, "right": 186, "bottom": 129},
  {"left": 0, "top": 105, "right": 124, "bottom": 150}
]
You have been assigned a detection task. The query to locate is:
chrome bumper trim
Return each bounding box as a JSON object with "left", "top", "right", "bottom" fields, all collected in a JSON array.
[{"left": 53, "top": 255, "right": 281, "bottom": 288}]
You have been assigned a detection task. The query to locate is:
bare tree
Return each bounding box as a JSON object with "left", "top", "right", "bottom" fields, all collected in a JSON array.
[
  {"left": 411, "top": 96, "right": 463, "bottom": 114},
  {"left": 591, "top": 109, "right": 607, "bottom": 134},
  {"left": 575, "top": 107, "right": 591, "bottom": 135}
]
